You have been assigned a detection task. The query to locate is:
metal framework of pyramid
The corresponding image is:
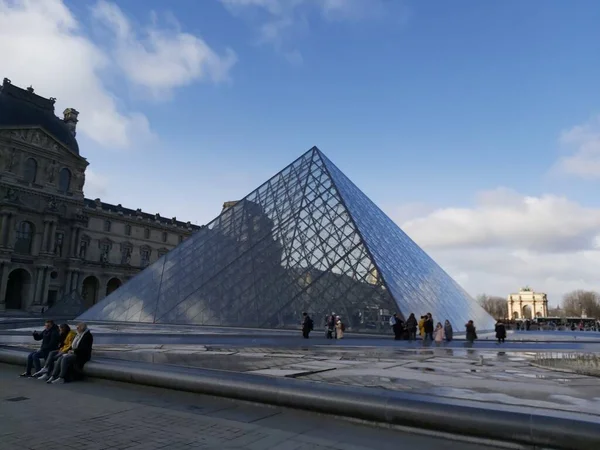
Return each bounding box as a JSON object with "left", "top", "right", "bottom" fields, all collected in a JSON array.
[{"left": 78, "top": 147, "right": 495, "bottom": 332}]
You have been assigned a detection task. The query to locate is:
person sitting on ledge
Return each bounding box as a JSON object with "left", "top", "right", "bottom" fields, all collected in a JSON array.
[
  {"left": 33, "top": 323, "right": 76, "bottom": 380},
  {"left": 20, "top": 320, "right": 60, "bottom": 378},
  {"left": 47, "top": 322, "right": 93, "bottom": 385}
]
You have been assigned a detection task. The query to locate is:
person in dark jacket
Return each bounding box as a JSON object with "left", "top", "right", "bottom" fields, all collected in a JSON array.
[
  {"left": 47, "top": 322, "right": 93, "bottom": 384},
  {"left": 465, "top": 320, "right": 478, "bottom": 343},
  {"left": 20, "top": 320, "right": 60, "bottom": 377},
  {"left": 405, "top": 313, "right": 418, "bottom": 341},
  {"left": 391, "top": 314, "right": 404, "bottom": 340},
  {"left": 301, "top": 312, "right": 313, "bottom": 339},
  {"left": 423, "top": 313, "right": 434, "bottom": 341},
  {"left": 495, "top": 321, "right": 507, "bottom": 344}
]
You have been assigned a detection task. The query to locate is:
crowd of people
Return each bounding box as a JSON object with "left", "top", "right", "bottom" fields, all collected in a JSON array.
[
  {"left": 19, "top": 320, "right": 94, "bottom": 384},
  {"left": 301, "top": 311, "right": 509, "bottom": 344}
]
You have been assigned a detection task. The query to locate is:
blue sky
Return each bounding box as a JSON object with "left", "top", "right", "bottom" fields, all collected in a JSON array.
[{"left": 2, "top": 0, "right": 600, "bottom": 303}]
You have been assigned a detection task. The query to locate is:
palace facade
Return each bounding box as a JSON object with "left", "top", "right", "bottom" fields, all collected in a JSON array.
[{"left": 0, "top": 78, "right": 200, "bottom": 312}]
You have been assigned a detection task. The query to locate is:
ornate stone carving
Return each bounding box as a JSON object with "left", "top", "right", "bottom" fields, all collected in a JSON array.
[
  {"left": 45, "top": 160, "right": 58, "bottom": 184},
  {"left": 46, "top": 196, "right": 58, "bottom": 211},
  {"left": 73, "top": 168, "right": 85, "bottom": 191},
  {"left": 4, "top": 188, "right": 19, "bottom": 202},
  {"left": 6, "top": 148, "right": 18, "bottom": 172}
]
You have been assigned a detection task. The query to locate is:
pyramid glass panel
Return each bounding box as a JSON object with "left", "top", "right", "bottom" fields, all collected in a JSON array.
[
  {"left": 319, "top": 153, "right": 496, "bottom": 331},
  {"left": 79, "top": 147, "right": 494, "bottom": 332}
]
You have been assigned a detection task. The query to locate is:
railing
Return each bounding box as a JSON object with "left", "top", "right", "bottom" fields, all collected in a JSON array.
[{"left": 534, "top": 352, "right": 600, "bottom": 376}]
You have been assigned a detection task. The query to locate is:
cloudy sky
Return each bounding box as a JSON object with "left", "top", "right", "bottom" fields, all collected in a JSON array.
[{"left": 1, "top": 0, "right": 600, "bottom": 305}]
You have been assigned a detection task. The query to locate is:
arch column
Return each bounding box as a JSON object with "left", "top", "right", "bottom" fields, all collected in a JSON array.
[
  {"left": 70, "top": 225, "right": 81, "bottom": 257},
  {"left": 33, "top": 267, "right": 45, "bottom": 305},
  {"left": 41, "top": 267, "right": 52, "bottom": 306},
  {"left": 1, "top": 213, "right": 13, "bottom": 247},
  {"left": 0, "top": 263, "right": 10, "bottom": 310},
  {"left": 41, "top": 220, "right": 50, "bottom": 253},
  {"left": 48, "top": 222, "right": 57, "bottom": 254},
  {"left": 65, "top": 269, "right": 73, "bottom": 294}
]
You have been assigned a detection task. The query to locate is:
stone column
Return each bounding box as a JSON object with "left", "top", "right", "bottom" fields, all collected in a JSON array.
[
  {"left": 0, "top": 214, "right": 5, "bottom": 248},
  {"left": 2, "top": 213, "right": 12, "bottom": 247},
  {"left": 65, "top": 270, "right": 73, "bottom": 294},
  {"left": 70, "top": 226, "right": 81, "bottom": 258},
  {"left": 532, "top": 300, "right": 536, "bottom": 318},
  {"left": 33, "top": 267, "right": 44, "bottom": 305},
  {"left": 0, "top": 263, "right": 7, "bottom": 310},
  {"left": 72, "top": 271, "right": 81, "bottom": 294},
  {"left": 70, "top": 226, "right": 78, "bottom": 257},
  {"left": 41, "top": 220, "right": 50, "bottom": 253},
  {"left": 41, "top": 268, "right": 52, "bottom": 306},
  {"left": 48, "top": 222, "right": 57, "bottom": 254}
]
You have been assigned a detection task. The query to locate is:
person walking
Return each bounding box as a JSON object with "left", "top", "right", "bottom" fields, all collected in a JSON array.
[
  {"left": 495, "top": 320, "right": 507, "bottom": 344},
  {"left": 301, "top": 312, "right": 313, "bottom": 339},
  {"left": 465, "top": 320, "right": 478, "bottom": 344}
]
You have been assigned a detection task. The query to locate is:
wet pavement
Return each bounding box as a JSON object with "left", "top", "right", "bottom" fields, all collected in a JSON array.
[{"left": 2, "top": 322, "right": 600, "bottom": 420}]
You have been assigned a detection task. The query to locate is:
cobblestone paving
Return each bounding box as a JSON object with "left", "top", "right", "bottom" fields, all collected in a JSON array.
[{"left": 0, "top": 364, "right": 495, "bottom": 450}]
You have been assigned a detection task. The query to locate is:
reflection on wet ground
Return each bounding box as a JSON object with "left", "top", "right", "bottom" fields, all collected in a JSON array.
[{"left": 2, "top": 322, "right": 600, "bottom": 418}]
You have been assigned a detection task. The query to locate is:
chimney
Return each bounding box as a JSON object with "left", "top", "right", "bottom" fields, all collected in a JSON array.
[{"left": 63, "top": 108, "right": 79, "bottom": 137}]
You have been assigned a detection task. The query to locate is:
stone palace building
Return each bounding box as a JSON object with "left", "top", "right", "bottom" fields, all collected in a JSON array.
[{"left": 0, "top": 78, "right": 200, "bottom": 312}]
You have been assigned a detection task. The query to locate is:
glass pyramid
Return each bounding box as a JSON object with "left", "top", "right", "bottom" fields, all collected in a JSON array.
[{"left": 78, "top": 147, "right": 495, "bottom": 332}]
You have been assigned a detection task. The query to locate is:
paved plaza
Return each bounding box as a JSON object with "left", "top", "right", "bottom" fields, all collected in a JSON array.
[
  {"left": 4, "top": 325, "right": 600, "bottom": 419},
  {"left": 0, "top": 363, "right": 501, "bottom": 450}
]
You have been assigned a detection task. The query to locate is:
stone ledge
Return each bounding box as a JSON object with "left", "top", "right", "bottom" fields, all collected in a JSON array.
[{"left": 0, "top": 347, "right": 599, "bottom": 450}]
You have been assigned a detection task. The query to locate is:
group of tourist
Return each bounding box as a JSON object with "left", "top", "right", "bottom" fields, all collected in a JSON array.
[
  {"left": 390, "top": 312, "right": 467, "bottom": 343},
  {"left": 302, "top": 312, "right": 508, "bottom": 344},
  {"left": 19, "top": 320, "right": 94, "bottom": 384}
]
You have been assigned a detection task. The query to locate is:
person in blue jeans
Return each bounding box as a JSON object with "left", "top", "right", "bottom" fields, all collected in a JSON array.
[{"left": 20, "top": 319, "right": 60, "bottom": 377}]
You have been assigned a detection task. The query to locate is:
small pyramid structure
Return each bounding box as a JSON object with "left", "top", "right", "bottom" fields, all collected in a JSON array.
[
  {"left": 78, "top": 147, "right": 495, "bottom": 331},
  {"left": 45, "top": 290, "right": 87, "bottom": 318}
]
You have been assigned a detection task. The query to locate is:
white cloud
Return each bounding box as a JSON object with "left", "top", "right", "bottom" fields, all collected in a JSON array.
[
  {"left": 402, "top": 188, "right": 600, "bottom": 253},
  {"left": 395, "top": 188, "right": 600, "bottom": 304},
  {"left": 83, "top": 169, "right": 109, "bottom": 198},
  {"left": 220, "top": 0, "right": 393, "bottom": 59},
  {"left": 92, "top": 1, "right": 236, "bottom": 97},
  {"left": 0, "top": 0, "right": 235, "bottom": 149},
  {"left": 554, "top": 115, "right": 600, "bottom": 178}
]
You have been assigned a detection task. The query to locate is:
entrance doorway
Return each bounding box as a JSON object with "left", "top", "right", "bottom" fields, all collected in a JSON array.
[
  {"left": 106, "top": 277, "right": 122, "bottom": 296},
  {"left": 522, "top": 305, "right": 533, "bottom": 320},
  {"left": 5, "top": 269, "right": 32, "bottom": 310},
  {"left": 82, "top": 276, "right": 100, "bottom": 308}
]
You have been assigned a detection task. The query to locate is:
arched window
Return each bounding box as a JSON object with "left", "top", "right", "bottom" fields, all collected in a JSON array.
[
  {"left": 58, "top": 168, "right": 71, "bottom": 192},
  {"left": 14, "top": 221, "right": 34, "bottom": 254},
  {"left": 104, "top": 220, "right": 111, "bottom": 232},
  {"left": 23, "top": 158, "right": 37, "bottom": 183}
]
